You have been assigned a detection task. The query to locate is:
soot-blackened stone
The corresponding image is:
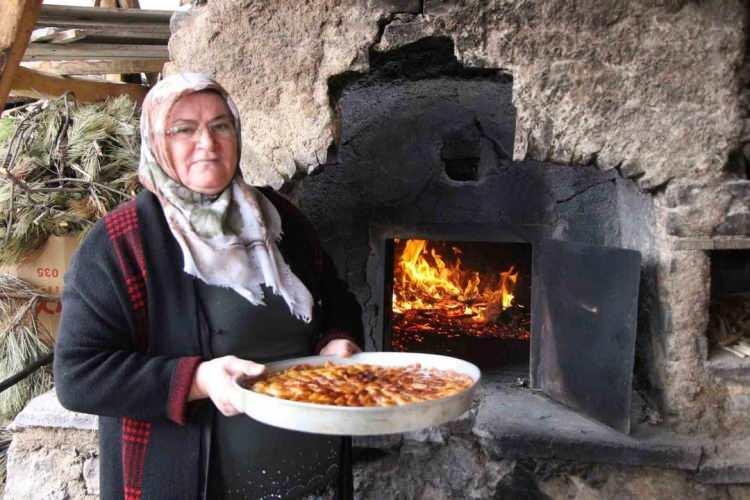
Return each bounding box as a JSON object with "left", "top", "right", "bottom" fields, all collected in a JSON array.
[
  {"left": 441, "top": 124, "right": 481, "bottom": 181},
  {"left": 715, "top": 213, "right": 750, "bottom": 236}
]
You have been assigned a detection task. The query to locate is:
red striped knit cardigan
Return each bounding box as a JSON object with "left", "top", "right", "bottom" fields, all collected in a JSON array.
[{"left": 54, "top": 189, "right": 361, "bottom": 499}]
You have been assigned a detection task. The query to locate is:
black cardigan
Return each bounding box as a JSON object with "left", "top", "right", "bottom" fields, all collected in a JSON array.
[{"left": 54, "top": 189, "right": 362, "bottom": 500}]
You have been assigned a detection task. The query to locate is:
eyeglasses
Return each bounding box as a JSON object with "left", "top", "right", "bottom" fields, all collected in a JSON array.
[{"left": 164, "top": 118, "right": 235, "bottom": 143}]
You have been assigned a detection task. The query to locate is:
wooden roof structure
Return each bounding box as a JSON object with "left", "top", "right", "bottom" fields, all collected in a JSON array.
[{"left": 0, "top": 0, "right": 173, "bottom": 109}]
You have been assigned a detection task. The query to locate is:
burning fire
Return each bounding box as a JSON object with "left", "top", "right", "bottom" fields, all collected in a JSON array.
[{"left": 393, "top": 239, "right": 519, "bottom": 325}]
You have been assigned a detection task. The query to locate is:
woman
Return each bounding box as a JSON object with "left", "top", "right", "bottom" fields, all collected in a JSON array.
[{"left": 54, "top": 73, "right": 363, "bottom": 500}]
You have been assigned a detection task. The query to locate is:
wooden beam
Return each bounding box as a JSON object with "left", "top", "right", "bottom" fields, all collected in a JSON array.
[
  {"left": 0, "top": 0, "right": 43, "bottom": 110},
  {"left": 33, "top": 22, "right": 170, "bottom": 41},
  {"left": 39, "top": 5, "right": 172, "bottom": 24},
  {"left": 24, "top": 43, "right": 168, "bottom": 61},
  {"left": 36, "top": 16, "right": 170, "bottom": 30},
  {"left": 21, "top": 59, "right": 165, "bottom": 75},
  {"left": 10, "top": 65, "right": 148, "bottom": 104},
  {"left": 35, "top": 3, "right": 171, "bottom": 42},
  {"left": 33, "top": 26, "right": 168, "bottom": 45},
  {"left": 36, "top": 18, "right": 171, "bottom": 31},
  {"left": 118, "top": 0, "right": 141, "bottom": 8}
]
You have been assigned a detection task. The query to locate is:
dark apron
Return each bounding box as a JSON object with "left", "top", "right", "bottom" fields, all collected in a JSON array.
[{"left": 198, "top": 282, "right": 341, "bottom": 500}]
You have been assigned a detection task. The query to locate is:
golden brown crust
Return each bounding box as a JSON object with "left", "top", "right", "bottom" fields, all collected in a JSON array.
[{"left": 250, "top": 362, "right": 474, "bottom": 407}]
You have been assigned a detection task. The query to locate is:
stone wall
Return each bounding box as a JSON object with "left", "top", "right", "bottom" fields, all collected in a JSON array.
[
  {"left": 170, "top": 0, "right": 747, "bottom": 194},
  {"left": 169, "top": 0, "right": 750, "bottom": 435},
  {"left": 4, "top": 391, "right": 98, "bottom": 500},
  {"left": 353, "top": 440, "right": 750, "bottom": 500}
]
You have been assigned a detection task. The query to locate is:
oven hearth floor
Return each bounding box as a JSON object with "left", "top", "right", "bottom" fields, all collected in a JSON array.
[
  {"left": 355, "top": 372, "right": 750, "bottom": 483},
  {"left": 473, "top": 371, "right": 701, "bottom": 470}
]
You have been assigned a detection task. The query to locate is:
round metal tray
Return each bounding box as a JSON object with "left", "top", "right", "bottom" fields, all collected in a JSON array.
[{"left": 229, "top": 352, "right": 481, "bottom": 436}]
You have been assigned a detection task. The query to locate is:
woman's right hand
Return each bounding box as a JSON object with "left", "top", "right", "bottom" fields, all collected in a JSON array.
[{"left": 188, "top": 355, "right": 265, "bottom": 416}]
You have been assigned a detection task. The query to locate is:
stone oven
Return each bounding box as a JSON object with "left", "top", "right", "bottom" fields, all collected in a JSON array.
[
  {"left": 166, "top": 0, "right": 750, "bottom": 495},
  {"left": 168, "top": 1, "right": 750, "bottom": 495},
  {"left": 6, "top": 1, "right": 750, "bottom": 499}
]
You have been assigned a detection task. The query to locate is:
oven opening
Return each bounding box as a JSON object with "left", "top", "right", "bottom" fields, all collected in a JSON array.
[{"left": 384, "top": 238, "right": 532, "bottom": 371}]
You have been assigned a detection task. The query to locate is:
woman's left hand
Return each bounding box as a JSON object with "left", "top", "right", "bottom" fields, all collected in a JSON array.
[{"left": 320, "top": 338, "right": 361, "bottom": 358}]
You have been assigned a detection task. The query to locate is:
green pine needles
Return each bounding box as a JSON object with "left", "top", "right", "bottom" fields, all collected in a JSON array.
[
  {"left": 0, "top": 94, "right": 141, "bottom": 265},
  {"left": 0, "top": 275, "right": 56, "bottom": 419}
]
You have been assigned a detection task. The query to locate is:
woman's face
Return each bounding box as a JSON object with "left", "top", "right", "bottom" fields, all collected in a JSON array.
[{"left": 164, "top": 91, "right": 238, "bottom": 195}]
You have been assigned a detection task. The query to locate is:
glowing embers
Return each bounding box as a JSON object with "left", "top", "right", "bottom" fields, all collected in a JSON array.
[{"left": 390, "top": 238, "right": 531, "bottom": 354}]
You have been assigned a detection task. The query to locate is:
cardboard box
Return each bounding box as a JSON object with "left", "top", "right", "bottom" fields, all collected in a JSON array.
[{"left": 2, "top": 235, "right": 80, "bottom": 341}]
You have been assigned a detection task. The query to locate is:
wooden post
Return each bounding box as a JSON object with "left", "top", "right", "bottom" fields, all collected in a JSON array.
[
  {"left": 96, "top": 1, "right": 143, "bottom": 11},
  {"left": 95, "top": 0, "right": 144, "bottom": 83},
  {"left": 0, "top": 0, "right": 43, "bottom": 111}
]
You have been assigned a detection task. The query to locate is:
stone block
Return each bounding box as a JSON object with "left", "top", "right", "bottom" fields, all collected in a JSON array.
[
  {"left": 9, "top": 389, "right": 96, "bottom": 431},
  {"left": 83, "top": 456, "right": 100, "bottom": 496},
  {"left": 726, "top": 180, "right": 750, "bottom": 200},
  {"left": 443, "top": 404, "right": 477, "bottom": 436},
  {"left": 538, "top": 464, "right": 745, "bottom": 499},
  {"left": 672, "top": 238, "right": 714, "bottom": 250},
  {"left": 666, "top": 183, "right": 708, "bottom": 208},
  {"left": 712, "top": 237, "right": 750, "bottom": 250},
  {"left": 715, "top": 213, "right": 750, "bottom": 236},
  {"left": 423, "top": 0, "right": 458, "bottom": 16},
  {"left": 665, "top": 215, "right": 686, "bottom": 237},
  {"left": 743, "top": 142, "right": 750, "bottom": 163},
  {"left": 695, "top": 437, "right": 750, "bottom": 484},
  {"left": 353, "top": 434, "right": 403, "bottom": 450},
  {"left": 354, "top": 436, "right": 509, "bottom": 499},
  {"left": 4, "top": 426, "right": 97, "bottom": 500},
  {"left": 377, "top": 16, "right": 432, "bottom": 52},
  {"left": 403, "top": 425, "right": 446, "bottom": 444},
  {"left": 375, "top": 0, "right": 421, "bottom": 14}
]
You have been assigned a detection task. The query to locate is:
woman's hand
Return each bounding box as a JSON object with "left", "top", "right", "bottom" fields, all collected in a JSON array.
[
  {"left": 319, "top": 338, "right": 361, "bottom": 358},
  {"left": 189, "top": 355, "right": 265, "bottom": 416}
]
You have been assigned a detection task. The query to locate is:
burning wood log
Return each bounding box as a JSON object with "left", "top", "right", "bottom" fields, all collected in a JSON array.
[{"left": 391, "top": 238, "right": 530, "bottom": 347}]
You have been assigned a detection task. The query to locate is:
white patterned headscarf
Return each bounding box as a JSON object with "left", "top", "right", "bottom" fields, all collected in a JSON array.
[{"left": 138, "top": 73, "right": 313, "bottom": 322}]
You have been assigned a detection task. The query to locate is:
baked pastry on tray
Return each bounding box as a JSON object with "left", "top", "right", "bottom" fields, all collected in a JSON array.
[{"left": 249, "top": 362, "right": 474, "bottom": 407}]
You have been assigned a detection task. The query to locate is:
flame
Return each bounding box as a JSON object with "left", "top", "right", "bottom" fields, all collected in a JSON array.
[{"left": 392, "top": 239, "right": 518, "bottom": 324}]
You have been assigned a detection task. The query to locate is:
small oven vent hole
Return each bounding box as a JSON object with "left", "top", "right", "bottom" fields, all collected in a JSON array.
[
  {"left": 443, "top": 158, "right": 479, "bottom": 181},
  {"left": 441, "top": 125, "right": 481, "bottom": 181}
]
